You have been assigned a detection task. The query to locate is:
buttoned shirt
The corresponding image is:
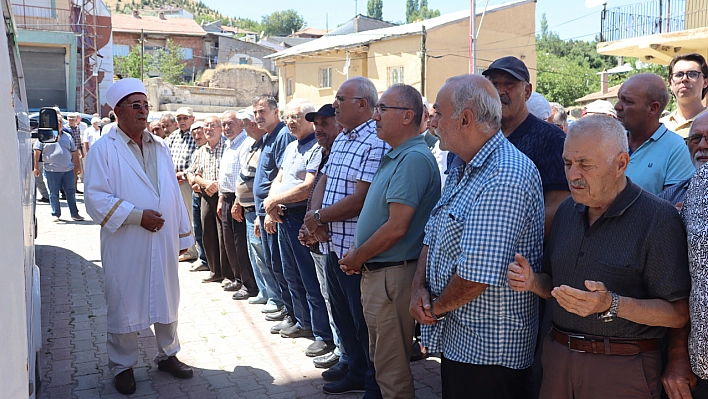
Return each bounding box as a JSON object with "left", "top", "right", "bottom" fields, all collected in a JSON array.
[
  {"left": 164, "top": 129, "right": 197, "bottom": 172},
  {"left": 661, "top": 108, "right": 708, "bottom": 138},
  {"left": 218, "top": 130, "right": 247, "bottom": 195},
  {"left": 321, "top": 120, "right": 388, "bottom": 258},
  {"left": 421, "top": 132, "right": 545, "bottom": 369},
  {"left": 69, "top": 125, "right": 82, "bottom": 151},
  {"left": 187, "top": 136, "right": 226, "bottom": 182},
  {"left": 253, "top": 122, "right": 294, "bottom": 216}
]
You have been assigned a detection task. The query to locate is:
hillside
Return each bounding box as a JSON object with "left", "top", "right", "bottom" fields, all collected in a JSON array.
[{"left": 103, "top": 0, "right": 247, "bottom": 27}]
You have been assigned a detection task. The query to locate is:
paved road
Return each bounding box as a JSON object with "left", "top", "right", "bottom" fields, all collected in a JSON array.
[{"left": 34, "top": 188, "right": 443, "bottom": 398}]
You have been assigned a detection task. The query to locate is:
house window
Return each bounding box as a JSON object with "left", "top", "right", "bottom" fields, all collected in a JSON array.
[
  {"left": 239, "top": 57, "right": 248, "bottom": 65},
  {"left": 287, "top": 78, "right": 293, "bottom": 96},
  {"left": 319, "top": 67, "right": 332, "bottom": 88},
  {"left": 182, "top": 48, "right": 193, "bottom": 60},
  {"left": 388, "top": 66, "right": 404, "bottom": 86},
  {"left": 114, "top": 44, "right": 130, "bottom": 57}
]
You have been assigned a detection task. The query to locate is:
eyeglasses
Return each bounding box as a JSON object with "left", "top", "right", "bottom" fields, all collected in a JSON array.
[
  {"left": 123, "top": 102, "right": 152, "bottom": 110},
  {"left": 670, "top": 70, "right": 704, "bottom": 82},
  {"left": 176, "top": 116, "right": 192, "bottom": 121},
  {"left": 284, "top": 114, "right": 303, "bottom": 121},
  {"left": 334, "top": 96, "right": 363, "bottom": 104},
  {"left": 685, "top": 133, "right": 708, "bottom": 145},
  {"left": 373, "top": 104, "right": 412, "bottom": 113}
]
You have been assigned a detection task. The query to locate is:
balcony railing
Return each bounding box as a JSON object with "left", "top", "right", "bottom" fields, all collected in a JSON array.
[
  {"left": 601, "top": 0, "right": 708, "bottom": 42},
  {"left": 11, "top": 3, "right": 74, "bottom": 32}
]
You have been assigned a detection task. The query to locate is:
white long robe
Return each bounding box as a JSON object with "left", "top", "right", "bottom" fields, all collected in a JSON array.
[{"left": 84, "top": 126, "right": 194, "bottom": 334}]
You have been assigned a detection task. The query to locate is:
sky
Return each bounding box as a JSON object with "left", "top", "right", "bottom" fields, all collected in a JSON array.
[{"left": 199, "top": 0, "right": 642, "bottom": 42}]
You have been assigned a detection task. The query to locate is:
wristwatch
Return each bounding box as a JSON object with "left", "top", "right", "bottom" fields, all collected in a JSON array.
[
  {"left": 430, "top": 297, "right": 448, "bottom": 321},
  {"left": 314, "top": 209, "right": 324, "bottom": 226},
  {"left": 598, "top": 291, "right": 620, "bottom": 322}
]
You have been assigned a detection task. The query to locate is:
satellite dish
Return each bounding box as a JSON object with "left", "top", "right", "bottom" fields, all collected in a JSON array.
[{"left": 585, "top": 0, "right": 608, "bottom": 7}]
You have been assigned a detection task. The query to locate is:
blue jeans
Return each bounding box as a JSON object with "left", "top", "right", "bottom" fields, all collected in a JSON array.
[
  {"left": 259, "top": 215, "right": 293, "bottom": 316},
  {"left": 192, "top": 193, "right": 207, "bottom": 265},
  {"left": 312, "top": 252, "right": 347, "bottom": 362},
  {"left": 245, "top": 211, "right": 278, "bottom": 305},
  {"left": 278, "top": 212, "right": 333, "bottom": 340},
  {"left": 45, "top": 170, "right": 79, "bottom": 218},
  {"left": 325, "top": 251, "right": 379, "bottom": 395}
]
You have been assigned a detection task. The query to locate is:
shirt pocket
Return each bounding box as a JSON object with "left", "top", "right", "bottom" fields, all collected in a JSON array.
[
  {"left": 439, "top": 211, "right": 465, "bottom": 263},
  {"left": 593, "top": 259, "right": 641, "bottom": 293}
]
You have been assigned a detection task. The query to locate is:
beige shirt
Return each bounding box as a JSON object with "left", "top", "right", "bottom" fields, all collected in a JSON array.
[
  {"left": 661, "top": 107, "right": 708, "bottom": 138},
  {"left": 117, "top": 126, "right": 159, "bottom": 224}
]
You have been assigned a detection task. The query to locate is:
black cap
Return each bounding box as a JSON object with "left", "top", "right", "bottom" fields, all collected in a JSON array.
[
  {"left": 305, "top": 104, "right": 336, "bottom": 122},
  {"left": 482, "top": 56, "right": 530, "bottom": 83}
]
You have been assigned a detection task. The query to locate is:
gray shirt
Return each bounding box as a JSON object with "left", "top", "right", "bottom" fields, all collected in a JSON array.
[
  {"left": 277, "top": 133, "right": 321, "bottom": 208},
  {"left": 34, "top": 131, "right": 76, "bottom": 172}
]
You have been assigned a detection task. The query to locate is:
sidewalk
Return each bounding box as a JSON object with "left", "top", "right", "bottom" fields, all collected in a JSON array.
[{"left": 34, "top": 188, "right": 443, "bottom": 399}]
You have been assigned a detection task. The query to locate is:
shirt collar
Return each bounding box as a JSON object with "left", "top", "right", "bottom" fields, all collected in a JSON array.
[
  {"left": 386, "top": 135, "right": 425, "bottom": 159},
  {"left": 227, "top": 131, "right": 246, "bottom": 147},
  {"left": 116, "top": 126, "right": 152, "bottom": 145},
  {"left": 648, "top": 124, "right": 669, "bottom": 142},
  {"left": 297, "top": 132, "right": 316, "bottom": 145},
  {"left": 469, "top": 131, "right": 505, "bottom": 169},
  {"left": 573, "top": 177, "right": 642, "bottom": 218},
  {"left": 343, "top": 119, "right": 375, "bottom": 140}
]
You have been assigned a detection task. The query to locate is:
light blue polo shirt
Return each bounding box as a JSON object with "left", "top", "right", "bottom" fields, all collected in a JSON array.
[
  {"left": 355, "top": 134, "right": 441, "bottom": 263},
  {"left": 626, "top": 124, "right": 695, "bottom": 195}
]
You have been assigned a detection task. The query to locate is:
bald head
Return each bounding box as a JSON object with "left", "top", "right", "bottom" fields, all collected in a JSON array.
[{"left": 625, "top": 74, "right": 670, "bottom": 113}]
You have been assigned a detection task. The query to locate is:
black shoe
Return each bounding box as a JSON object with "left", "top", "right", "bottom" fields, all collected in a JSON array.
[
  {"left": 410, "top": 340, "right": 429, "bottom": 361},
  {"left": 76, "top": 189, "right": 83, "bottom": 194},
  {"left": 321, "top": 361, "right": 348, "bottom": 380},
  {"left": 38, "top": 197, "right": 50, "bottom": 203},
  {"left": 157, "top": 355, "right": 193, "bottom": 379},
  {"left": 232, "top": 288, "right": 254, "bottom": 300},
  {"left": 280, "top": 325, "right": 314, "bottom": 339},
  {"left": 314, "top": 351, "right": 340, "bottom": 369},
  {"left": 223, "top": 281, "right": 242, "bottom": 291},
  {"left": 322, "top": 376, "right": 365, "bottom": 394},
  {"left": 265, "top": 308, "right": 287, "bottom": 321},
  {"left": 270, "top": 315, "right": 295, "bottom": 334},
  {"left": 114, "top": 368, "right": 136, "bottom": 395},
  {"left": 306, "top": 340, "right": 335, "bottom": 357}
]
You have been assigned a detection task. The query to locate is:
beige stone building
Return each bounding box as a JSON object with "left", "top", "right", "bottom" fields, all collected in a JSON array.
[{"left": 267, "top": 0, "right": 537, "bottom": 106}]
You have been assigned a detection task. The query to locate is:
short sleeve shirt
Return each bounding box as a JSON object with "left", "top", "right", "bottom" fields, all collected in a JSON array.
[
  {"left": 164, "top": 129, "right": 197, "bottom": 172},
  {"left": 34, "top": 131, "right": 76, "bottom": 172},
  {"left": 253, "top": 122, "right": 294, "bottom": 215},
  {"left": 661, "top": 108, "right": 708, "bottom": 138},
  {"left": 277, "top": 133, "right": 321, "bottom": 207},
  {"left": 421, "top": 132, "right": 545, "bottom": 369},
  {"left": 218, "top": 131, "right": 247, "bottom": 194},
  {"left": 506, "top": 113, "right": 569, "bottom": 193},
  {"left": 355, "top": 135, "right": 441, "bottom": 263},
  {"left": 626, "top": 124, "right": 695, "bottom": 195},
  {"left": 543, "top": 179, "right": 690, "bottom": 339}
]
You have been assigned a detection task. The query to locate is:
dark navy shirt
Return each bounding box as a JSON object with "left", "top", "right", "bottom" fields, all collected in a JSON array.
[
  {"left": 506, "top": 114, "right": 568, "bottom": 193},
  {"left": 253, "top": 122, "right": 294, "bottom": 216}
]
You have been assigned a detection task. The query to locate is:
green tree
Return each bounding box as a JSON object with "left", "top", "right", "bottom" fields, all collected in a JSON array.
[
  {"left": 261, "top": 10, "right": 304, "bottom": 36},
  {"left": 536, "top": 51, "right": 598, "bottom": 107},
  {"left": 405, "top": 0, "right": 418, "bottom": 23},
  {"left": 406, "top": 0, "right": 440, "bottom": 22},
  {"left": 367, "top": 0, "right": 383, "bottom": 20},
  {"left": 152, "top": 39, "right": 186, "bottom": 85},
  {"left": 114, "top": 45, "right": 152, "bottom": 80}
]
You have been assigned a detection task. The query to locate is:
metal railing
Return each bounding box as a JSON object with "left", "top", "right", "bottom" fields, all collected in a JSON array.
[
  {"left": 11, "top": 2, "right": 75, "bottom": 32},
  {"left": 600, "top": 0, "right": 708, "bottom": 42}
]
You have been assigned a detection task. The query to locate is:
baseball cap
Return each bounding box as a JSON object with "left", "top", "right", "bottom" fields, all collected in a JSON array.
[
  {"left": 176, "top": 107, "right": 194, "bottom": 117},
  {"left": 482, "top": 56, "right": 530, "bottom": 83},
  {"left": 584, "top": 100, "right": 617, "bottom": 117},
  {"left": 190, "top": 121, "right": 204, "bottom": 131},
  {"left": 305, "top": 104, "right": 336, "bottom": 122}
]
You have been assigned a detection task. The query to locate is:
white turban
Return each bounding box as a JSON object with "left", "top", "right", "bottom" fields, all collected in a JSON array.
[{"left": 106, "top": 78, "right": 146, "bottom": 109}]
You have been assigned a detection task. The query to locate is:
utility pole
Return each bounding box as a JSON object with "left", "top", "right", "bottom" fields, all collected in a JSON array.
[
  {"left": 469, "top": 0, "right": 476, "bottom": 74},
  {"left": 140, "top": 29, "right": 145, "bottom": 81},
  {"left": 420, "top": 25, "right": 426, "bottom": 97}
]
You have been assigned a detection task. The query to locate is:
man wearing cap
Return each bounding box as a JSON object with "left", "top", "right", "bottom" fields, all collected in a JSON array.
[
  {"left": 83, "top": 117, "right": 102, "bottom": 153},
  {"left": 614, "top": 73, "right": 695, "bottom": 195},
  {"left": 66, "top": 112, "right": 86, "bottom": 193},
  {"left": 217, "top": 110, "right": 257, "bottom": 299},
  {"left": 84, "top": 78, "right": 195, "bottom": 395},
  {"left": 583, "top": 100, "right": 617, "bottom": 118},
  {"left": 164, "top": 106, "right": 199, "bottom": 262}
]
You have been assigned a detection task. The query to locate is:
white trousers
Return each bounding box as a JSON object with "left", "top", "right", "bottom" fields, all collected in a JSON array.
[{"left": 107, "top": 321, "right": 180, "bottom": 376}]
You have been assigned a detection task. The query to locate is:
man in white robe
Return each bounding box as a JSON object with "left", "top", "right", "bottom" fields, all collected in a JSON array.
[{"left": 84, "top": 78, "right": 195, "bottom": 395}]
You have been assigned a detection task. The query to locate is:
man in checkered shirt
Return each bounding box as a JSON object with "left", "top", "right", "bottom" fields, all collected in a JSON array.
[
  {"left": 410, "top": 75, "right": 544, "bottom": 398},
  {"left": 304, "top": 77, "right": 387, "bottom": 397}
]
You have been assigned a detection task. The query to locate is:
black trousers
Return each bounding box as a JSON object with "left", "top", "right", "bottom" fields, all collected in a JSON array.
[
  {"left": 201, "top": 192, "right": 233, "bottom": 281},
  {"left": 220, "top": 193, "right": 257, "bottom": 292},
  {"left": 441, "top": 355, "right": 534, "bottom": 399}
]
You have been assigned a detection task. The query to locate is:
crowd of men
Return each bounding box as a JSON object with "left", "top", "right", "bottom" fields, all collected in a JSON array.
[{"left": 41, "top": 51, "right": 708, "bottom": 399}]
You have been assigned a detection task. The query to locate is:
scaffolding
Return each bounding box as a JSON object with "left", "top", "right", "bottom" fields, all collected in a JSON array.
[{"left": 75, "top": 0, "right": 99, "bottom": 114}]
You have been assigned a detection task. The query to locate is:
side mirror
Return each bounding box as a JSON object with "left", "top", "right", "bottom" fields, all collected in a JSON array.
[{"left": 35, "top": 107, "right": 59, "bottom": 143}]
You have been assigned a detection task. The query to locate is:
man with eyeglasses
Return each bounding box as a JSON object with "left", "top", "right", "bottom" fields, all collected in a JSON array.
[
  {"left": 84, "top": 78, "right": 195, "bottom": 395},
  {"left": 303, "top": 77, "right": 387, "bottom": 397},
  {"left": 615, "top": 74, "right": 695, "bottom": 195},
  {"left": 164, "top": 107, "right": 199, "bottom": 263},
  {"left": 661, "top": 53, "right": 708, "bottom": 138}
]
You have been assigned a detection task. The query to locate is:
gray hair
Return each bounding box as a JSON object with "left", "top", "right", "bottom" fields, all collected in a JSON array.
[
  {"left": 160, "top": 112, "right": 176, "bottom": 123},
  {"left": 253, "top": 95, "right": 278, "bottom": 110},
  {"left": 286, "top": 98, "right": 316, "bottom": 115},
  {"left": 447, "top": 75, "right": 502, "bottom": 134},
  {"left": 222, "top": 110, "right": 237, "bottom": 119},
  {"left": 567, "top": 114, "right": 628, "bottom": 163},
  {"left": 549, "top": 102, "right": 568, "bottom": 126},
  {"left": 349, "top": 76, "right": 377, "bottom": 112},
  {"left": 389, "top": 84, "right": 424, "bottom": 128}
]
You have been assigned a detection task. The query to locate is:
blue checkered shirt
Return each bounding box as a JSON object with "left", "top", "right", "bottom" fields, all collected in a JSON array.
[
  {"left": 218, "top": 130, "right": 247, "bottom": 194},
  {"left": 422, "top": 132, "right": 545, "bottom": 369},
  {"left": 165, "top": 129, "right": 197, "bottom": 172},
  {"left": 321, "top": 120, "right": 388, "bottom": 257}
]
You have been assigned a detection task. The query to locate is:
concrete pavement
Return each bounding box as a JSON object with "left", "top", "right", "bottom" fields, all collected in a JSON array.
[{"left": 34, "top": 188, "right": 443, "bottom": 399}]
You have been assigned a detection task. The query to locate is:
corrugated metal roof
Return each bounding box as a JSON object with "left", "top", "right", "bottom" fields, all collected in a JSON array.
[
  {"left": 112, "top": 13, "right": 205, "bottom": 36},
  {"left": 266, "top": 0, "right": 532, "bottom": 60}
]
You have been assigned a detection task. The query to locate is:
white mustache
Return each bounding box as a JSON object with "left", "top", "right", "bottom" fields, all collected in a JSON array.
[{"left": 569, "top": 179, "right": 588, "bottom": 189}]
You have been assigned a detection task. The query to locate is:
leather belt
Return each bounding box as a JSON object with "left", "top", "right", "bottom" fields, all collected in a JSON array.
[
  {"left": 279, "top": 205, "right": 307, "bottom": 215},
  {"left": 551, "top": 327, "right": 660, "bottom": 356},
  {"left": 362, "top": 258, "right": 417, "bottom": 272},
  {"left": 242, "top": 205, "right": 256, "bottom": 213}
]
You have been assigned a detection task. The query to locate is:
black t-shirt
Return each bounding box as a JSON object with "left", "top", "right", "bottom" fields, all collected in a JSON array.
[{"left": 506, "top": 114, "right": 568, "bottom": 193}]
